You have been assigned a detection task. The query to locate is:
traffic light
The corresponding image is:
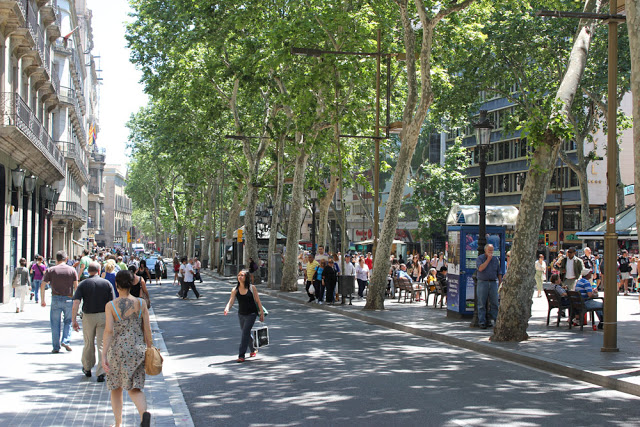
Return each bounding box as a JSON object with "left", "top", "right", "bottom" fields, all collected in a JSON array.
[{"left": 545, "top": 233, "right": 550, "bottom": 246}]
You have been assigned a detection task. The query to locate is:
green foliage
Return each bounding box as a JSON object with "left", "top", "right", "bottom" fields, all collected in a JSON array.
[{"left": 409, "top": 139, "right": 477, "bottom": 239}]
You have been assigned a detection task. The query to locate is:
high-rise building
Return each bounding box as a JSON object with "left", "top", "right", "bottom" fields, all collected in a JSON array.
[{"left": 0, "top": 0, "right": 101, "bottom": 303}]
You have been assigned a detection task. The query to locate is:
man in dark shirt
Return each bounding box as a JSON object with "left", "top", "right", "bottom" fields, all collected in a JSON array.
[
  {"left": 42, "top": 251, "right": 78, "bottom": 353},
  {"left": 72, "top": 262, "right": 113, "bottom": 382},
  {"left": 476, "top": 244, "right": 502, "bottom": 329}
]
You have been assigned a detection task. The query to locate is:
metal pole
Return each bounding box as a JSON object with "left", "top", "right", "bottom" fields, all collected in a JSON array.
[
  {"left": 471, "top": 145, "right": 487, "bottom": 327},
  {"left": 373, "top": 29, "right": 381, "bottom": 260},
  {"left": 602, "top": 0, "right": 619, "bottom": 352},
  {"left": 311, "top": 200, "right": 317, "bottom": 255}
]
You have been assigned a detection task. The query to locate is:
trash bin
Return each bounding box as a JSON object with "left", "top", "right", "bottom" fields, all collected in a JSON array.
[{"left": 338, "top": 276, "right": 355, "bottom": 305}]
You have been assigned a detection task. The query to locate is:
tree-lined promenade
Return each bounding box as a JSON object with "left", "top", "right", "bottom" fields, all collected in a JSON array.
[{"left": 124, "top": 0, "right": 640, "bottom": 342}]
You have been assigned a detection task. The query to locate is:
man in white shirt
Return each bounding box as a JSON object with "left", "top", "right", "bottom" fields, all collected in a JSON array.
[
  {"left": 179, "top": 257, "right": 200, "bottom": 299},
  {"left": 315, "top": 246, "right": 329, "bottom": 263}
]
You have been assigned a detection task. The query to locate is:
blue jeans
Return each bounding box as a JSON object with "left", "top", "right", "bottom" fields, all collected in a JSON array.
[
  {"left": 477, "top": 280, "right": 499, "bottom": 325},
  {"left": 50, "top": 295, "right": 73, "bottom": 351},
  {"left": 32, "top": 279, "right": 42, "bottom": 302},
  {"left": 584, "top": 299, "right": 604, "bottom": 322},
  {"left": 238, "top": 313, "right": 257, "bottom": 358}
]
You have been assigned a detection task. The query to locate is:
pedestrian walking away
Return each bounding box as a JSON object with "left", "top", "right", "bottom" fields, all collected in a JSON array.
[
  {"left": 223, "top": 270, "right": 265, "bottom": 362},
  {"left": 476, "top": 244, "right": 502, "bottom": 329},
  {"left": 12, "top": 258, "right": 31, "bottom": 313},
  {"left": 72, "top": 262, "right": 113, "bottom": 382},
  {"left": 194, "top": 257, "right": 202, "bottom": 283},
  {"left": 155, "top": 258, "right": 163, "bottom": 286},
  {"left": 29, "top": 255, "right": 46, "bottom": 303},
  {"left": 102, "top": 270, "right": 153, "bottom": 427},
  {"left": 41, "top": 250, "right": 78, "bottom": 353}
]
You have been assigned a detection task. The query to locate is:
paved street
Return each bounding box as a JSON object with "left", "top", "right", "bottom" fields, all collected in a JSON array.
[
  {"left": 2, "top": 272, "right": 640, "bottom": 426},
  {"left": 153, "top": 274, "right": 640, "bottom": 426}
]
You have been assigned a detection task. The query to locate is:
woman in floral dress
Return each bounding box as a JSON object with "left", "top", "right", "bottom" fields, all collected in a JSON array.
[{"left": 102, "top": 270, "right": 152, "bottom": 427}]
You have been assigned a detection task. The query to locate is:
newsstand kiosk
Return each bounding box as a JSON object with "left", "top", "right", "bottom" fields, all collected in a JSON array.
[{"left": 445, "top": 204, "right": 517, "bottom": 318}]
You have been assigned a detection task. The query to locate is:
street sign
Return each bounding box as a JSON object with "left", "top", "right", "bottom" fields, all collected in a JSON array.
[{"left": 624, "top": 184, "right": 634, "bottom": 196}]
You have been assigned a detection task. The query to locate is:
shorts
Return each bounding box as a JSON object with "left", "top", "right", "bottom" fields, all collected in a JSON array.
[{"left": 620, "top": 272, "right": 631, "bottom": 280}]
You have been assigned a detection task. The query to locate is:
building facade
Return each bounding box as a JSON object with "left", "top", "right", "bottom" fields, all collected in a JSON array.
[
  {"left": 461, "top": 92, "right": 635, "bottom": 254},
  {"left": 0, "top": 0, "right": 102, "bottom": 304},
  {"left": 103, "top": 165, "right": 131, "bottom": 249}
]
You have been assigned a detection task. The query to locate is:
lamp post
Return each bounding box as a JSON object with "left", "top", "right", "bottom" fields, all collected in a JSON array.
[
  {"left": 310, "top": 190, "right": 317, "bottom": 255},
  {"left": 471, "top": 110, "right": 493, "bottom": 328}
]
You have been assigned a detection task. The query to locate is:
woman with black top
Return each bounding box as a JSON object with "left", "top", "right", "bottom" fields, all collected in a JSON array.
[
  {"left": 128, "top": 265, "right": 150, "bottom": 299},
  {"left": 137, "top": 260, "right": 151, "bottom": 285},
  {"left": 223, "top": 270, "right": 265, "bottom": 362}
]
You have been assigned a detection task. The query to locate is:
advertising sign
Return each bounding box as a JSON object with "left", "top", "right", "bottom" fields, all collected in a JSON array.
[{"left": 448, "top": 274, "right": 460, "bottom": 311}]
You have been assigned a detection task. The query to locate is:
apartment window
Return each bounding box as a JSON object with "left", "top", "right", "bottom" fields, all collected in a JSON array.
[
  {"left": 541, "top": 210, "right": 558, "bottom": 230},
  {"left": 563, "top": 208, "right": 581, "bottom": 231},
  {"left": 516, "top": 172, "right": 526, "bottom": 191}
]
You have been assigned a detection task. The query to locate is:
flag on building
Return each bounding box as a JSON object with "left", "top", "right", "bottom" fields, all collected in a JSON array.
[{"left": 88, "top": 123, "right": 97, "bottom": 146}]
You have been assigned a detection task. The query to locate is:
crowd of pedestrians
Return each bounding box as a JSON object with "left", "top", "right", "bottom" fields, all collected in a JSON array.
[{"left": 10, "top": 246, "right": 175, "bottom": 427}]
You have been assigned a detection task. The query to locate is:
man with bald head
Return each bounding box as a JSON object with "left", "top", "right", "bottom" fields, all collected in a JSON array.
[
  {"left": 72, "top": 261, "right": 113, "bottom": 382},
  {"left": 476, "top": 244, "right": 502, "bottom": 329}
]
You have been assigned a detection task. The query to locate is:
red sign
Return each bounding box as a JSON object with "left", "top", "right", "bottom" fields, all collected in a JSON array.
[{"left": 355, "top": 229, "right": 372, "bottom": 238}]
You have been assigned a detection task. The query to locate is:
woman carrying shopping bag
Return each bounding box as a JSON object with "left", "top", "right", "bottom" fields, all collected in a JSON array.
[{"left": 223, "top": 270, "right": 265, "bottom": 362}]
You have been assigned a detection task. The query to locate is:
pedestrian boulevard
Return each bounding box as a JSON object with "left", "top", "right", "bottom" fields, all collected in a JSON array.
[{"left": 0, "top": 291, "right": 193, "bottom": 427}]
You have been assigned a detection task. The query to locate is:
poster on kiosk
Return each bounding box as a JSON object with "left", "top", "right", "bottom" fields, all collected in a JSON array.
[{"left": 445, "top": 205, "right": 516, "bottom": 318}]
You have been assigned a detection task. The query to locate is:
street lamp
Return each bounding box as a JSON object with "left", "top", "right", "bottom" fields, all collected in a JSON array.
[
  {"left": 471, "top": 109, "right": 493, "bottom": 328},
  {"left": 309, "top": 190, "right": 318, "bottom": 255},
  {"left": 11, "top": 166, "right": 25, "bottom": 191},
  {"left": 24, "top": 175, "right": 37, "bottom": 194}
]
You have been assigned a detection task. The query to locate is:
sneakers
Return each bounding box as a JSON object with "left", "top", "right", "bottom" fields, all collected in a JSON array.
[
  {"left": 82, "top": 368, "right": 92, "bottom": 377},
  {"left": 480, "top": 324, "right": 487, "bottom": 329},
  {"left": 97, "top": 374, "right": 105, "bottom": 382},
  {"left": 51, "top": 349, "right": 60, "bottom": 353},
  {"left": 250, "top": 350, "right": 258, "bottom": 357},
  {"left": 236, "top": 357, "right": 245, "bottom": 363}
]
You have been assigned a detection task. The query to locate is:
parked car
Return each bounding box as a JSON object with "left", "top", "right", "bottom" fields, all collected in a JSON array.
[{"left": 145, "top": 256, "right": 168, "bottom": 279}]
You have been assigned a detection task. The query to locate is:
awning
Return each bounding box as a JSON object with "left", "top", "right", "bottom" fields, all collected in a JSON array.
[{"left": 575, "top": 205, "right": 637, "bottom": 241}]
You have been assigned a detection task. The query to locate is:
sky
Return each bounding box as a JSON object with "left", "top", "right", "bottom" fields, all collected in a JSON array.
[{"left": 87, "top": 0, "right": 148, "bottom": 171}]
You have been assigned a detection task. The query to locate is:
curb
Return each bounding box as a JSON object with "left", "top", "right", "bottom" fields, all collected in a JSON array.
[
  {"left": 148, "top": 306, "right": 195, "bottom": 427},
  {"left": 202, "top": 270, "right": 640, "bottom": 398}
]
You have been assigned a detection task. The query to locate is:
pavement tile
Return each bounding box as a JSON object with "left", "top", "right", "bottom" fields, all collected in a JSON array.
[{"left": 0, "top": 291, "right": 193, "bottom": 427}]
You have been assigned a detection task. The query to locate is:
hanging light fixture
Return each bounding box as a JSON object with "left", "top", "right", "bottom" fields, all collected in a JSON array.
[
  {"left": 11, "top": 166, "right": 25, "bottom": 190},
  {"left": 23, "top": 175, "right": 37, "bottom": 194}
]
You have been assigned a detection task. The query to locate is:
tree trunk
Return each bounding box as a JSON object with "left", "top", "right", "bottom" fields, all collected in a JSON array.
[
  {"left": 616, "top": 162, "right": 625, "bottom": 212},
  {"left": 492, "top": 0, "right": 603, "bottom": 342},
  {"left": 317, "top": 170, "right": 340, "bottom": 251},
  {"left": 268, "top": 135, "right": 285, "bottom": 289},
  {"left": 629, "top": 0, "right": 640, "bottom": 236},
  {"left": 202, "top": 182, "right": 214, "bottom": 266},
  {"left": 366, "top": 126, "right": 422, "bottom": 309},
  {"left": 244, "top": 183, "right": 259, "bottom": 269},
  {"left": 281, "top": 139, "right": 308, "bottom": 291}
]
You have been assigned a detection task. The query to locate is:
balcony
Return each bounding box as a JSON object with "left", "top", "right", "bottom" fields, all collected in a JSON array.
[
  {"left": 53, "top": 201, "right": 87, "bottom": 223},
  {"left": 40, "top": 0, "right": 62, "bottom": 39},
  {"left": 58, "top": 140, "right": 89, "bottom": 184},
  {"left": 59, "top": 86, "right": 86, "bottom": 145},
  {"left": 89, "top": 184, "right": 102, "bottom": 194},
  {"left": 0, "top": 92, "right": 64, "bottom": 182}
]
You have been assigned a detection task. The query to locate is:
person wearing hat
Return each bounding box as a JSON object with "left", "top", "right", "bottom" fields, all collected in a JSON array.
[
  {"left": 574, "top": 268, "right": 603, "bottom": 329},
  {"left": 557, "top": 247, "right": 584, "bottom": 291}
]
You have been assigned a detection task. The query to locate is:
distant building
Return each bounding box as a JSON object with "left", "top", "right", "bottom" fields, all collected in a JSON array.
[{"left": 103, "top": 166, "right": 131, "bottom": 249}]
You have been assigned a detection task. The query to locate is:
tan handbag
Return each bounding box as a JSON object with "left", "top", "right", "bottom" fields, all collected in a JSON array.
[{"left": 145, "top": 346, "right": 163, "bottom": 375}]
